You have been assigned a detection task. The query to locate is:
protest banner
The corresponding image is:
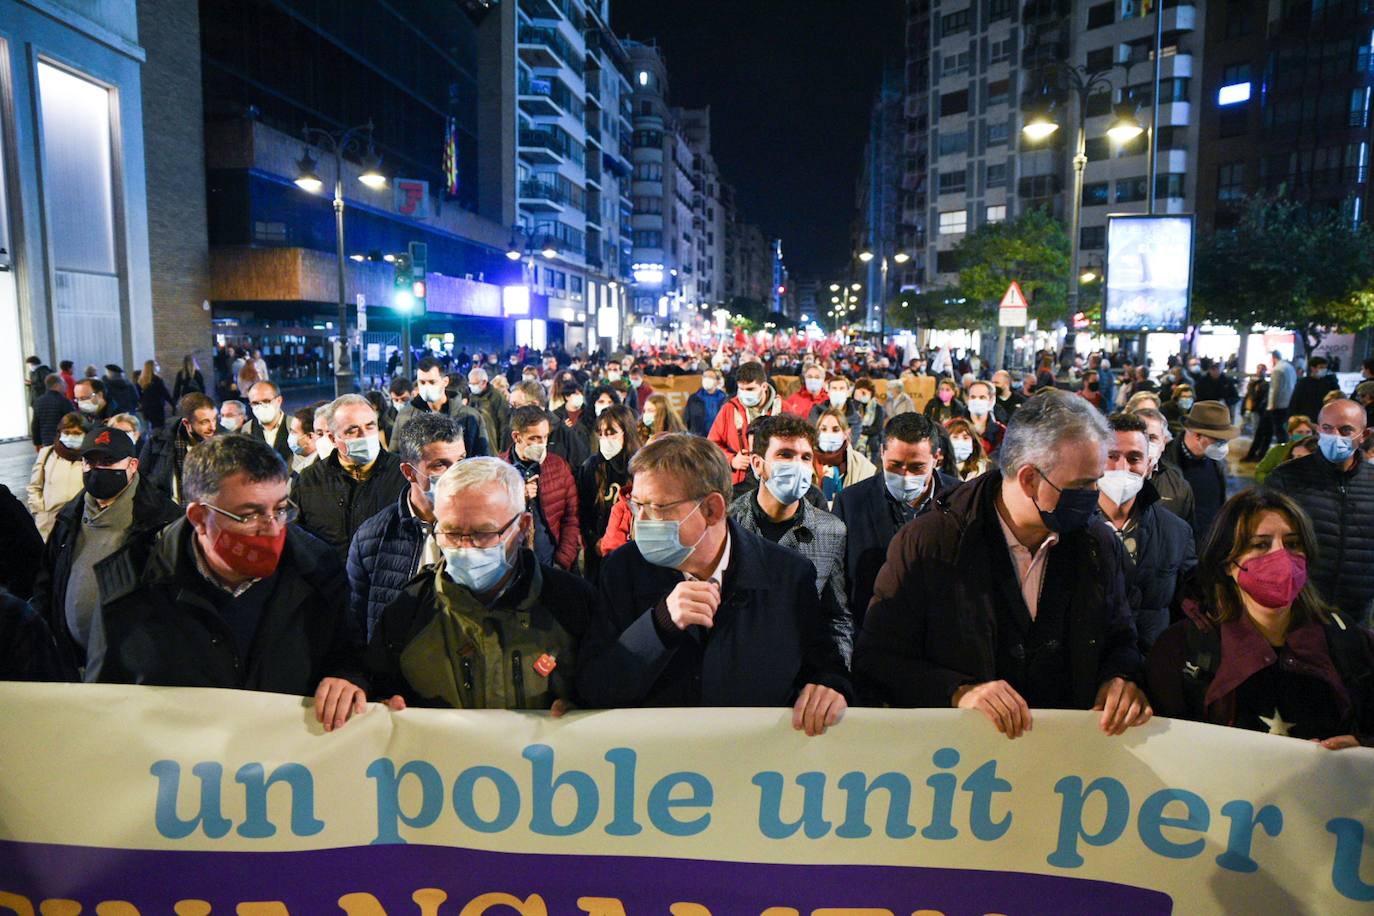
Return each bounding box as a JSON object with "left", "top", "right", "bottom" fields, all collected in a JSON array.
[{"left": 1, "top": 683, "right": 1370, "bottom": 914}]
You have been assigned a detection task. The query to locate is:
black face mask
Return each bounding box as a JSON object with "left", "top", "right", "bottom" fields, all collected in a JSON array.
[
  {"left": 84, "top": 466, "right": 129, "bottom": 501},
  {"left": 1088, "top": 382, "right": 1101, "bottom": 392},
  {"left": 1031, "top": 468, "right": 1099, "bottom": 534}
]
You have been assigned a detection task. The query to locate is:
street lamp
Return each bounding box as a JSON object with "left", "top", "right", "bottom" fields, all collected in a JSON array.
[
  {"left": 857, "top": 244, "right": 909, "bottom": 343},
  {"left": 295, "top": 120, "right": 386, "bottom": 397},
  {"left": 1021, "top": 64, "right": 1137, "bottom": 359}
]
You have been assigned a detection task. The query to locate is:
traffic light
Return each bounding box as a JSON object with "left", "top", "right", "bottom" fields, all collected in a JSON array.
[
  {"left": 391, "top": 253, "right": 414, "bottom": 312},
  {"left": 408, "top": 241, "right": 428, "bottom": 313}
]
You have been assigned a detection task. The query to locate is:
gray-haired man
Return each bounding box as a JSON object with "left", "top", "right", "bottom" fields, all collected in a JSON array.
[{"left": 856, "top": 391, "right": 1148, "bottom": 740}]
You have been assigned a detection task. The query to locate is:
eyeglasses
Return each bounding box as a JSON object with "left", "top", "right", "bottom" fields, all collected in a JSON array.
[
  {"left": 435, "top": 512, "right": 520, "bottom": 549},
  {"left": 628, "top": 496, "right": 703, "bottom": 521},
  {"left": 202, "top": 500, "right": 298, "bottom": 530}
]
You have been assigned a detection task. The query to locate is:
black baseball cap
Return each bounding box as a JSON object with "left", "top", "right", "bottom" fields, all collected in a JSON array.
[{"left": 81, "top": 426, "right": 136, "bottom": 463}]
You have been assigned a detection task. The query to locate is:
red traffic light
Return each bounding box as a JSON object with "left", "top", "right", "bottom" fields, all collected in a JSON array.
[{"left": 412, "top": 280, "right": 426, "bottom": 299}]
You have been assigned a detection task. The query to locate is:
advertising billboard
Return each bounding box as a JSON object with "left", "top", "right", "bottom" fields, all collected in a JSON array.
[{"left": 1104, "top": 214, "right": 1194, "bottom": 333}]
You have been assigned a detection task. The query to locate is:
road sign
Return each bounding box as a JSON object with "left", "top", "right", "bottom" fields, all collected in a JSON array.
[
  {"left": 356, "top": 295, "right": 367, "bottom": 332},
  {"left": 998, "top": 281, "right": 1028, "bottom": 328}
]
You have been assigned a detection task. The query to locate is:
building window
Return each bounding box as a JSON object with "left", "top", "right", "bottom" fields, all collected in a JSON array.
[
  {"left": 989, "top": 36, "right": 1013, "bottom": 64},
  {"left": 1083, "top": 181, "right": 1110, "bottom": 205},
  {"left": 942, "top": 51, "right": 972, "bottom": 77},
  {"left": 942, "top": 8, "right": 971, "bottom": 35},
  {"left": 1155, "top": 173, "right": 1186, "bottom": 200},
  {"left": 986, "top": 204, "right": 1007, "bottom": 223},
  {"left": 939, "top": 170, "right": 967, "bottom": 193},
  {"left": 990, "top": 0, "right": 1014, "bottom": 20},
  {"left": 986, "top": 161, "right": 1008, "bottom": 187},
  {"left": 1081, "top": 225, "right": 1106, "bottom": 249},
  {"left": 634, "top": 162, "right": 662, "bottom": 181},
  {"left": 570, "top": 276, "right": 584, "bottom": 294},
  {"left": 940, "top": 90, "right": 969, "bottom": 116},
  {"left": 1085, "top": 136, "right": 1111, "bottom": 161},
  {"left": 1085, "top": 91, "right": 1114, "bottom": 117},
  {"left": 939, "top": 210, "right": 968, "bottom": 235},
  {"left": 632, "top": 230, "right": 662, "bottom": 248},
  {"left": 939, "top": 131, "right": 969, "bottom": 156},
  {"left": 1086, "top": 47, "right": 1115, "bottom": 72},
  {"left": 1115, "top": 176, "right": 1148, "bottom": 203},
  {"left": 987, "top": 121, "right": 1009, "bottom": 145},
  {"left": 1087, "top": 3, "right": 1115, "bottom": 29},
  {"left": 1224, "top": 3, "right": 1252, "bottom": 38},
  {"left": 936, "top": 249, "right": 960, "bottom": 273},
  {"left": 987, "top": 79, "right": 1010, "bottom": 108},
  {"left": 1218, "top": 162, "right": 1246, "bottom": 202}
]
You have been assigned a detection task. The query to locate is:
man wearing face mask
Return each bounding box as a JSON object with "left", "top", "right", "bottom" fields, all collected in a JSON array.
[
  {"left": 392, "top": 358, "right": 489, "bottom": 459},
  {"left": 1163, "top": 401, "right": 1236, "bottom": 544},
  {"left": 140, "top": 393, "right": 219, "bottom": 503},
  {"left": 1130, "top": 407, "right": 1196, "bottom": 528},
  {"left": 1099, "top": 414, "right": 1197, "bottom": 655},
  {"left": 501, "top": 405, "right": 581, "bottom": 571},
  {"left": 72, "top": 378, "right": 112, "bottom": 423},
  {"left": 833, "top": 413, "right": 958, "bottom": 630},
  {"left": 578, "top": 433, "right": 853, "bottom": 736},
  {"left": 1291, "top": 355, "right": 1341, "bottom": 424},
  {"left": 808, "top": 376, "right": 862, "bottom": 444},
  {"left": 347, "top": 413, "right": 465, "bottom": 647},
  {"left": 292, "top": 394, "right": 408, "bottom": 562},
  {"left": 1267, "top": 399, "right": 1374, "bottom": 622},
  {"left": 726, "top": 415, "right": 852, "bottom": 659},
  {"left": 217, "top": 399, "right": 247, "bottom": 436},
  {"left": 467, "top": 366, "right": 510, "bottom": 454},
  {"left": 685, "top": 368, "right": 728, "bottom": 436},
  {"left": 244, "top": 381, "right": 292, "bottom": 466},
  {"left": 626, "top": 365, "right": 655, "bottom": 413},
  {"left": 30, "top": 426, "right": 180, "bottom": 678},
  {"left": 856, "top": 393, "right": 1148, "bottom": 740},
  {"left": 286, "top": 406, "right": 320, "bottom": 475},
  {"left": 708, "top": 362, "right": 782, "bottom": 487},
  {"left": 354, "top": 457, "right": 592, "bottom": 716},
  {"left": 510, "top": 380, "right": 588, "bottom": 470},
  {"left": 784, "top": 364, "right": 830, "bottom": 417},
  {"left": 86, "top": 436, "right": 366, "bottom": 724},
  {"left": 990, "top": 370, "right": 1023, "bottom": 424}
]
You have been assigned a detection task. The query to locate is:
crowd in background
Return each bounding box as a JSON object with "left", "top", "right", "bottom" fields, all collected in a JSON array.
[{"left": 3, "top": 336, "right": 1373, "bottom": 751}]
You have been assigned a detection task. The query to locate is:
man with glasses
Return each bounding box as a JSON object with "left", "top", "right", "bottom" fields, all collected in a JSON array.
[
  {"left": 244, "top": 380, "right": 292, "bottom": 466},
  {"left": 353, "top": 457, "right": 591, "bottom": 715},
  {"left": 1162, "top": 400, "right": 1236, "bottom": 543},
  {"left": 30, "top": 426, "right": 180, "bottom": 679},
  {"left": 577, "top": 433, "right": 853, "bottom": 736},
  {"left": 347, "top": 413, "right": 465, "bottom": 647},
  {"left": 86, "top": 436, "right": 366, "bottom": 730},
  {"left": 292, "top": 394, "right": 408, "bottom": 561}
]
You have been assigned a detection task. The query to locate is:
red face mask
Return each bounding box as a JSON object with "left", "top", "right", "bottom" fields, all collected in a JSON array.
[
  {"left": 212, "top": 525, "right": 287, "bottom": 579},
  {"left": 1236, "top": 549, "right": 1307, "bottom": 609}
]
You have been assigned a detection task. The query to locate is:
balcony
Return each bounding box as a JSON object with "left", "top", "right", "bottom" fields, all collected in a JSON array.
[
  {"left": 525, "top": 0, "right": 576, "bottom": 24},
  {"left": 518, "top": 127, "right": 583, "bottom": 166},
  {"left": 1158, "top": 52, "right": 1192, "bottom": 80},
  {"left": 519, "top": 178, "right": 569, "bottom": 213},
  {"left": 518, "top": 74, "right": 580, "bottom": 119},
  {"left": 518, "top": 26, "right": 584, "bottom": 77}
]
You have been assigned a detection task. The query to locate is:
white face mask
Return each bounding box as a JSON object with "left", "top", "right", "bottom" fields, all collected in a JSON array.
[
  {"left": 702, "top": 377, "right": 719, "bottom": 392},
  {"left": 520, "top": 441, "right": 547, "bottom": 464},
  {"left": 1204, "top": 439, "right": 1230, "bottom": 462},
  {"left": 966, "top": 399, "right": 992, "bottom": 417},
  {"left": 220, "top": 415, "right": 242, "bottom": 432},
  {"left": 316, "top": 435, "right": 335, "bottom": 459},
  {"left": 418, "top": 383, "right": 445, "bottom": 404},
  {"left": 1147, "top": 441, "right": 1163, "bottom": 466},
  {"left": 599, "top": 436, "right": 623, "bottom": 460},
  {"left": 828, "top": 390, "right": 849, "bottom": 407},
  {"left": 566, "top": 394, "right": 585, "bottom": 411},
  {"left": 642, "top": 410, "right": 657, "bottom": 426},
  {"left": 817, "top": 431, "right": 847, "bottom": 453},
  {"left": 1099, "top": 469, "right": 1145, "bottom": 507},
  {"left": 251, "top": 403, "right": 279, "bottom": 426},
  {"left": 951, "top": 437, "right": 974, "bottom": 463},
  {"left": 595, "top": 401, "right": 610, "bottom": 416}
]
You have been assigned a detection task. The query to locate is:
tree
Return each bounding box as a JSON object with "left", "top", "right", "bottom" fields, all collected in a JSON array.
[
  {"left": 885, "top": 287, "right": 969, "bottom": 333},
  {"left": 1193, "top": 194, "right": 1374, "bottom": 355},
  {"left": 955, "top": 207, "right": 1070, "bottom": 328}
]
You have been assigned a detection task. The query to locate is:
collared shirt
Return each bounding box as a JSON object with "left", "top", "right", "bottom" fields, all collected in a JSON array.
[
  {"left": 995, "top": 506, "right": 1059, "bottom": 621},
  {"left": 401, "top": 491, "right": 443, "bottom": 571},
  {"left": 684, "top": 529, "right": 731, "bottom": 586}
]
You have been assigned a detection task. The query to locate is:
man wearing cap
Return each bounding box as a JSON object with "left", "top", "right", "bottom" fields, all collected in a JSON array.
[
  {"left": 29, "top": 426, "right": 180, "bottom": 677},
  {"left": 1161, "top": 400, "right": 1236, "bottom": 543}
]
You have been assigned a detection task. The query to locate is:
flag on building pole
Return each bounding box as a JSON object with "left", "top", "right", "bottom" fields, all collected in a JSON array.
[{"left": 442, "top": 116, "right": 459, "bottom": 199}]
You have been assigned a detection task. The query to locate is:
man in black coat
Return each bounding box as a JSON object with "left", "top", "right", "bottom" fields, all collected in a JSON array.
[
  {"left": 0, "top": 484, "right": 44, "bottom": 600},
  {"left": 292, "top": 394, "right": 408, "bottom": 562},
  {"left": 1193, "top": 363, "right": 1240, "bottom": 413},
  {"left": 832, "top": 412, "right": 959, "bottom": 629},
  {"left": 577, "top": 433, "right": 853, "bottom": 736},
  {"left": 30, "top": 373, "right": 74, "bottom": 451},
  {"left": 390, "top": 357, "right": 489, "bottom": 458},
  {"left": 102, "top": 365, "right": 141, "bottom": 415},
  {"left": 1267, "top": 399, "right": 1374, "bottom": 623},
  {"left": 1098, "top": 414, "right": 1197, "bottom": 654},
  {"left": 1162, "top": 400, "right": 1235, "bottom": 544},
  {"left": 86, "top": 435, "right": 367, "bottom": 731},
  {"left": 855, "top": 393, "right": 1149, "bottom": 739},
  {"left": 1290, "top": 356, "right": 1341, "bottom": 423},
  {"left": 140, "top": 393, "right": 219, "bottom": 503}
]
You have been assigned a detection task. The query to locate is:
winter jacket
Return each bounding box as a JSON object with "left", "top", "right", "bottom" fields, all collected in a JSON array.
[
  {"left": 1163, "top": 436, "right": 1226, "bottom": 544},
  {"left": 686, "top": 387, "right": 728, "bottom": 436},
  {"left": 138, "top": 377, "right": 175, "bottom": 428},
  {"left": 30, "top": 389, "right": 74, "bottom": 448},
  {"left": 1267, "top": 452, "right": 1374, "bottom": 622},
  {"left": 245, "top": 415, "right": 293, "bottom": 467},
  {"left": 924, "top": 397, "right": 970, "bottom": 424},
  {"left": 391, "top": 392, "right": 492, "bottom": 458},
  {"left": 468, "top": 386, "right": 511, "bottom": 455},
  {"left": 782, "top": 387, "right": 829, "bottom": 419},
  {"left": 346, "top": 491, "right": 431, "bottom": 648},
  {"left": 817, "top": 446, "right": 878, "bottom": 507},
  {"left": 1116, "top": 480, "right": 1198, "bottom": 654},
  {"left": 577, "top": 519, "right": 853, "bottom": 708},
  {"left": 364, "top": 549, "right": 592, "bottom": 709},
  {"left": 1147, "top": 610, "right": 1374, "bottom": 745},
  {"left": 831, "top": 469, "right": 960, "bottom": 629},
  {"left": 708, "top": 388, "right": 783, "bottom": 486},
  {"left": 577, "top": 451, "right": 630, "bottom": 574},
  {"left": 0, "top": 587, "right": 64, "bottom": 681},
  {"left": 1149, "top": 459, "right": 1196, "bottom": 529},
  {"left": 172, "top": 369, "right": 205, "bottom": 402},
  {"left": 86, "top": 517, "right": 364, "bottom": 694},
  {"left": 500, "top": 449, "right": 581, "bottom": 570},
  {"left": 0, "top": 485, "right": 44, "bottom": 601},
  {"left": 104, "top": 376, "right": 140, "bottom": 415},
  {"left": 1194, "top": 372, "right": 1240, "bottom": 407},
  {"left": 1291, "top": 373, "right": 1341, "bottom": 424},
  {"left": 29, "top": 477, "right": 181, "bottom": 676},
  {"left": 599, "top": 488, "right": 633, "bottom": 558},
  {"left": 139, "top": 421, "right": 198, "bottom": 503},
  {"left": 26, "top": 445, "right": 85, "bottom": 539},
  {"left": 291, "top": 449, "right": 410, "bottom": 562},
  {"left": 854, "top": 470, "right": 1142, "bottom": 708}
]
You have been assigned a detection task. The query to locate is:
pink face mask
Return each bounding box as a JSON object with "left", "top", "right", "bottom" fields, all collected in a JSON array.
[
  {"left": 1236, "top": 549, "right": 1307, "bottom": 609},
  {"left": 938, "top": 389, "right": 954, "bottom": 404}
]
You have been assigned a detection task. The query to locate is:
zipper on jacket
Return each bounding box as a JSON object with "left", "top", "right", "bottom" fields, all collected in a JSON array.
[
  {"left": 1337, "top": 480, "right": 1348, "bottom": 603},
  {"left": 511, "top": 649, "right": 527, "bottom": 707},
  {"left": 460, "top": 656, "right": 475, "bottom": 706}
]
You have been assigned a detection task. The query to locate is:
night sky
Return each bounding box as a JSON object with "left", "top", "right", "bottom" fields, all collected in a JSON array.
[{"left": 610, "top": 0, "right": 906, "bottom": 282}]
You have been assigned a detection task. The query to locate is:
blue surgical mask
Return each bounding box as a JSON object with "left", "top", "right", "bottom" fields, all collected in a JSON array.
[
  {"left": 344, "top": 433, "right": 380, "bottom": 464},
  {"left": 952, "top": 438, "right": 975, "bottom": 462},
  {"left": 634, "top": 500, "right": 706, "bottom": 569},
  {"left": 288, "top": 433, "right": 307, "bottom": 456},
  {"left": 1319, "top": 432, "right": 1358, "bottom": 464},
  {"left": 1178, "top": 397, "right": 1195, "bottom": 411},
  {"left": 738, "top": 388, "right": 762, "bottom": 407},
  {"left": 805, "top": 377, "right": 824, "bottom": 394},
  {"left": 443, "top": 536, "right": 513, "bottom": 593},
  {"left": 763, "top": 460, "right": 811, "bottom": 505},
  {"left": 59, "top": 433, "right": 85, "bottom": 450},
  {"left": 884, "top": 470, "right": 929, "bottom": 504},
  {"left": 818, "top": 431, "right": 847, "bottom": 453}
]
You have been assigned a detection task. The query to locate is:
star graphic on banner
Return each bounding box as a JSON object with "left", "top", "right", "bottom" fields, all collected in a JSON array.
[{"left": 1259, "top": 709, "right": 1295, "bottom": 737}]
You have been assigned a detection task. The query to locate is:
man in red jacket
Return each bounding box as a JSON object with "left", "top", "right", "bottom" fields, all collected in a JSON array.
[
  {"left": 708, "top": 361, "right": 782, "bottom": 487},
  {"left": 783, "top": 363, "right": 830, "bottom": 417},
  {"left": 501, "top": 405, "right": 581, "bottom": 570}
]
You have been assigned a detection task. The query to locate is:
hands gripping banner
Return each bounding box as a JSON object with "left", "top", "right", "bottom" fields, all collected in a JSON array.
[{"left": 1, "top": 683, "right": 1372, "bottom": 914}]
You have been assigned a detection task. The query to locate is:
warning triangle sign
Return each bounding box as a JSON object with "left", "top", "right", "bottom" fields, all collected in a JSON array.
[{"left": 1000, "top": 281, "right": 1028, "bottom": 310}]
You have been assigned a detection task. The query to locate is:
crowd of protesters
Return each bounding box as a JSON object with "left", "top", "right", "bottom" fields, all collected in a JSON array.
[{"left": 3, "top": 338, "right": 1373, "bottom": 751}]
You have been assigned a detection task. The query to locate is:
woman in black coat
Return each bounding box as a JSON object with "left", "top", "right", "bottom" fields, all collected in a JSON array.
[
  {"left": 575, "top": 403, "right": 640, "bottom": 583},
  {"left": 137, "top": 360, "right": 175, "bottom": 430},
  {"left": 172, "top": 355, "right": 206, "bottom": 403}
]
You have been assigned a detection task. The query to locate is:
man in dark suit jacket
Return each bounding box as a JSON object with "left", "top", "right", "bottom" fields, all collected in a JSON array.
[
  {"left": 833, "top": 412, "right": 959, "bottom": 629},
  {"left": 244, "top": 380, "right": 293, "bottom": 466},
  {"left": 577, "top": 433, "right": 853, "bottom": 736}
]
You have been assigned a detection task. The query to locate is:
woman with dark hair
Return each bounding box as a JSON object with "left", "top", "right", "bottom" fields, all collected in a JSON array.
[
  {"left": 944, "top": 417, "right": 992, "bottom": 481},
  {"left": 813, "top": 406, "right": 876, "bottom": 508},
  {"left": 576, "top": 403, "right": 642, "bottom": 581},
  {"left": 1146, "top": 488, "right": 1374, "bottom": 749}
]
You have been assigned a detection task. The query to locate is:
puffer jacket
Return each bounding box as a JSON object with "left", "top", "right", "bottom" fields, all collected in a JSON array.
[
  {"left": 346, "top": 491, "right": 430, "bottom": 648},
  {"left": 291, "top": 448, "right": 409, "bottom": 561},
  {"left": 1119, "top": 481, "right": 1198, "bottom": 654},
  {"left": 499, "top": 449, "right": 581, "bottom": 570},
  {"left": 708, "top": 387, "right": 783, "bottom": 486},
  {"left": 1266, "top": 452, "right": 1374, "bottom": 623}
]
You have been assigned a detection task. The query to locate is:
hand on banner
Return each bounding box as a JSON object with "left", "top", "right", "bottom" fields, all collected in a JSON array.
[
  {"left": 385, "top": 695, "right": 407, "bottom": 711},
  {"left": 313, "top": 677, "right": 368, "bottom": 732},
  {"left": 1094, "top": 677, "right": 1153, "bottom": 736},
  {"left": 953, "top": 680, "right": 1032, "bottom": 739},
  {"left": 551, "top": 699, "right": 574, "bottom": 718},
  {"left": 665, "top": 580, "right": 720, "bottom": 629},
  {"left": 792, "top": 683, "right": 847, "bottom": 737},
  {"left": 1313, "top": 734, "right": 1361, "bottom": 750}
]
